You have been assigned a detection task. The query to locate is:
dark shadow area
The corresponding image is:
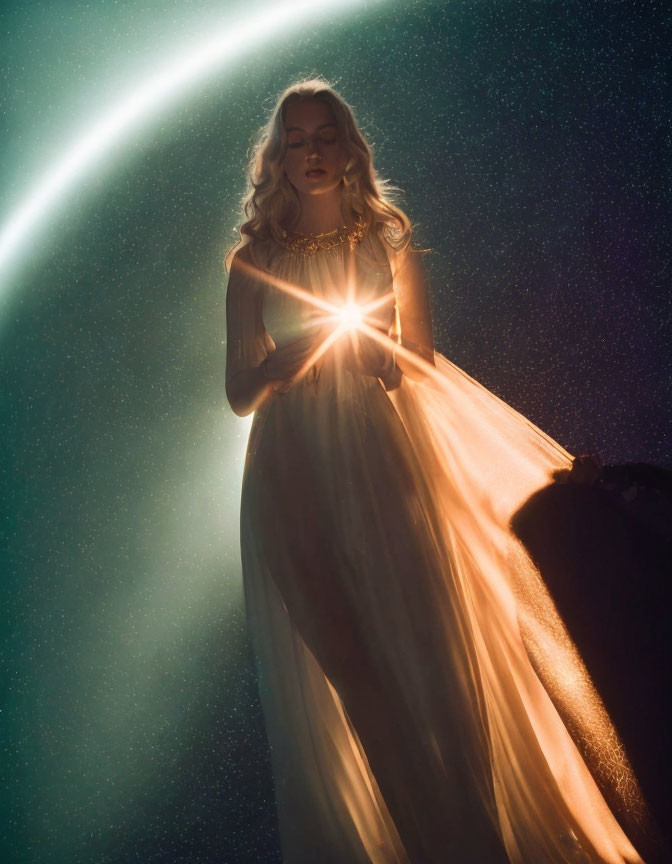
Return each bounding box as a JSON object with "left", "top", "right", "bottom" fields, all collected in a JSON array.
[{"left": 511, "top": 455, "right": 671, "bottom": 864}]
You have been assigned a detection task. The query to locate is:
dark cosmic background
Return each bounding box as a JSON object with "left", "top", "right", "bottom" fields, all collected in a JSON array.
[{"left": 1, "top": 1, "right": 670, "bottom": 862}]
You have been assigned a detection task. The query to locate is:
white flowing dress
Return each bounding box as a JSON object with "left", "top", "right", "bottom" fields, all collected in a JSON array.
[{"left": 225, "top": 225, "right": 647, "bottom": 864}]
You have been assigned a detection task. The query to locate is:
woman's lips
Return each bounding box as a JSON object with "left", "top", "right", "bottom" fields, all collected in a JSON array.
[{"left": 305, "top": 169, "right": 326, "bottom": 178}]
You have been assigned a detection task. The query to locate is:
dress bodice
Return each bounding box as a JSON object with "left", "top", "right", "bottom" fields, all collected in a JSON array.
[
  {"left": 225, "top": 224, "right": 404, "bottom": 408},
  {"left": 256, "top": 228, "right": 398, "bottom": 352}
]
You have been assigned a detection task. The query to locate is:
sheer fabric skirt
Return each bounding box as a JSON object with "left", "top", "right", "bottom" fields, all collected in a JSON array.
[{"left": 239, "top": 350, "right": 646, "bottom": 864}]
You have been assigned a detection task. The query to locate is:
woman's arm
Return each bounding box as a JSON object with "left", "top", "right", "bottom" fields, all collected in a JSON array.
[
  {"left": 225, "top": 249, "right": 276, "bottom": 417},
  {"left": 225, "top": 249, "right": 327, "bottom": 415},
  {"left": 391, "top": 245, "right": 436, "bottom": 381},
  {"left": 226, "top": 364, "right": 274, "bottom": 418}
]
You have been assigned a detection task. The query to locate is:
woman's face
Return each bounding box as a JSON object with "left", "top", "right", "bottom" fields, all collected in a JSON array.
[{"left": 282, "top": 98, "right": 349, "bottom": 199}]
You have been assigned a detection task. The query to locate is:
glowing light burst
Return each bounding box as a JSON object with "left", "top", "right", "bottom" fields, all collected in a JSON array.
[
  {"left": 0, "top": 0, "right": 381, "bottom": 292},
  {"left": 234, "top": 254, "right": 441, "bottom": 386},
  {"left": 336, "top": 300, "right": 364, "bottom": 329}
]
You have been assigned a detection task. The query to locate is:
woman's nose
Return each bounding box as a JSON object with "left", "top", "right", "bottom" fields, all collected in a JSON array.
[{"left": 306, "top": 135, "right": 322, "bottom": 157}]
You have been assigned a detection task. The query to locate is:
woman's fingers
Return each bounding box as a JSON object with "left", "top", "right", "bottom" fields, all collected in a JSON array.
[
  {"left": 267, "top": 325, "right": 395, "bottom": 387},
  {"left": 342, "top": 332, "right": 391, "bottom": 377}
]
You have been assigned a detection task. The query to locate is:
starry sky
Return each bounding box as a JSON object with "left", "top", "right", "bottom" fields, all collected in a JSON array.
[{"left": 1, "top": 1, "right": 670, "bottom": 862}]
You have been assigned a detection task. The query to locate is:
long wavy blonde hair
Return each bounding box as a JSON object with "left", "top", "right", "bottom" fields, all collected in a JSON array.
[{"left": 224, "top": 76, "right": 414, "bottom": 272}]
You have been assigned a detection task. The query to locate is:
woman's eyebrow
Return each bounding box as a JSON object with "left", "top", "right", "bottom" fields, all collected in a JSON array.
[{"left": 285, "top": 122, "right": 337, "bottom": 133}]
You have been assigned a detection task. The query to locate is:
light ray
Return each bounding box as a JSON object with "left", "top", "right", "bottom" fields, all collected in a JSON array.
[
  {"left": 0, "top": 0, "right": 381, "bottom": 292},
  {"left": 291, "top": 324, "right": 349, "bottom": 385},
  {"left": 234, "top": 254, "right": 340, "bottom": 317},
  {"left": 234, "top": 253, "right": 441, "bottom": 385},
  {"left": 337, "top": 300, "right": 364, "bottom": 328}
]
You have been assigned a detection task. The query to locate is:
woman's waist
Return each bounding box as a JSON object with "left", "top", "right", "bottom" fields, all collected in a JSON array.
[{"left": 254, "top": 367, "right": 384, "bottom": 431}]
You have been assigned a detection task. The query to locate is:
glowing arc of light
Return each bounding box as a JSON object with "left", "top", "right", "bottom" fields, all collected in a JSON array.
[{"left": 0, "top": 0, "right": 378, "bottom": 287}]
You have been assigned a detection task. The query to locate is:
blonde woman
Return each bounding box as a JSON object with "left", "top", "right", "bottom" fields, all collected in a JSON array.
[{"left": 224, "top": 77, "right": 650, "bottom": 863}]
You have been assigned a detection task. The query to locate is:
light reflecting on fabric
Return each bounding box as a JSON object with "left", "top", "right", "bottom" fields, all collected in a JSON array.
[{"left": 225, "top": 227, "right": 647, "bottom": 863}]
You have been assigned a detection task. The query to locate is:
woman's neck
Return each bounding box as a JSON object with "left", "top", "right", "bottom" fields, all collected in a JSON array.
[{"left": 292, "top": 188, "right": 350, "bottom": 235}]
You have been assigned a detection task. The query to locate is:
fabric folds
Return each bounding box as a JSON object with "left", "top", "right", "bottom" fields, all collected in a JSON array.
[{"left": 227, "top": 228, "right": 647, "bottom": 863}]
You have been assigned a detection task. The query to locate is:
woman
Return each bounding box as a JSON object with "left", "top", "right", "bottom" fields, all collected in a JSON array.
[{"left": 224, "top": 78, "right": 649, "bottom": 863}]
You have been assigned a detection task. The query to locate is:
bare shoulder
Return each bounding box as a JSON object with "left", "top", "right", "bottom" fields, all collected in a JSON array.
[
  {"left": 391, "top": 245, "right": 430, "bottom": 289},
  {"left": 227, "top": 244, "right": 260, "bottom": 292},
  {"left": 230, "top": 243, "right": 254, "bottom": 270},
  {"left": 374, "top": 223, "right": 428, "bottom": 275}
]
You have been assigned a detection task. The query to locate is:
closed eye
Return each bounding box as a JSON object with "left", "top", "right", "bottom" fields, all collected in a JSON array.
[{"left": 287, "top": 134, "right": 339, "bottom": 149}]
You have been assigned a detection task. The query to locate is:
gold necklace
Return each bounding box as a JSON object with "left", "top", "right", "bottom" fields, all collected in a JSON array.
[{"left": 278, "top": 216, "right": 367, "bottom": 255}]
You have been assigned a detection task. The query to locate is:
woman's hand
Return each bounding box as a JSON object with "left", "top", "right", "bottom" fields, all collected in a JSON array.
[
  {"left": 341, "top": 330, "right": 396, "bottom": 379},
  {"left": 261, "top": 327, "right": 327, "bottom": 394}
]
